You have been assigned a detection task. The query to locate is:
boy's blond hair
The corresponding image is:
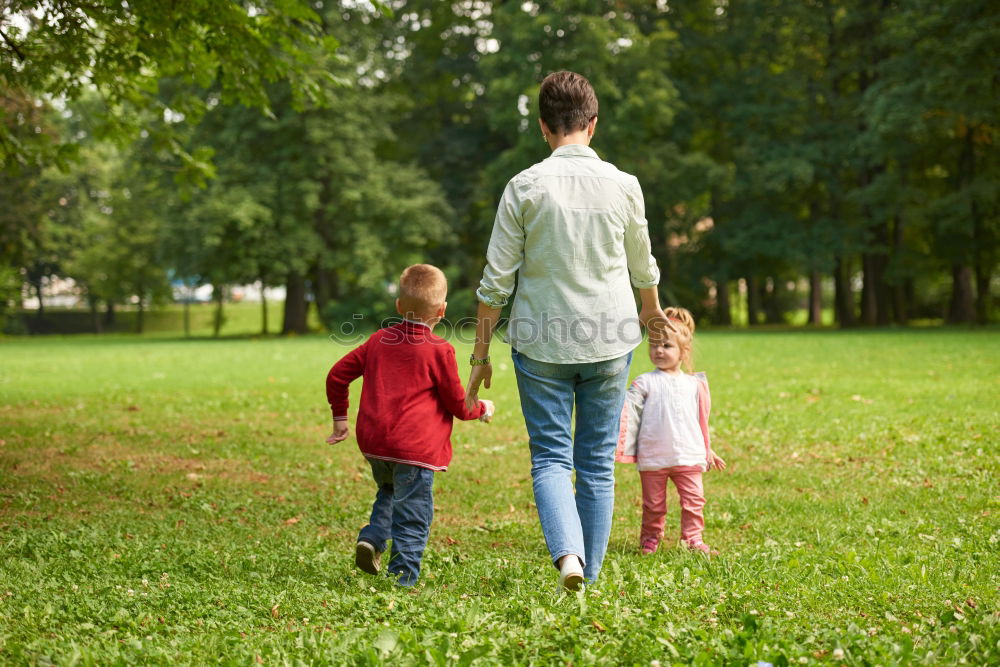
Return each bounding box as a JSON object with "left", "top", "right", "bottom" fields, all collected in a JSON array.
[
  {"left": 660, "top": 306, "right": 696, "bottom": 371},
  {"left": 398, "top": 264, "right": 447, "bottom": 320}
]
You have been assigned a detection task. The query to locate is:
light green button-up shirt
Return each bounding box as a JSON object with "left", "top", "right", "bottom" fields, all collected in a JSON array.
[{"left": 477, "top": 144, "right": 661, "bottom": 364}]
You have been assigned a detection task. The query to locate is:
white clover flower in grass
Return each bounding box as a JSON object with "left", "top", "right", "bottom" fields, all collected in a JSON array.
[{"left": 832, "top": 648, "right": 844, "bottom": 659}]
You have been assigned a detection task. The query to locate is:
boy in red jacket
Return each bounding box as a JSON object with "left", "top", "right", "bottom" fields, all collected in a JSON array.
[{"left": 325, "top": 264, "right": 495, "bottom": 586}]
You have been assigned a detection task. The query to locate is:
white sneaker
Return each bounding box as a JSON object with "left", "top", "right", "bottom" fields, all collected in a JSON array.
[
  {"left": 355, "top": 541, "right": 381, "bottom": 575},
  {"left": 557, "top": 555, "right": 584, "bottom": 591}
]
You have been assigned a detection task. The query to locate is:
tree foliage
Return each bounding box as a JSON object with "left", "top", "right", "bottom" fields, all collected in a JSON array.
[
  {"left": 2, "top": 0, "right": 997, "bottom": 333},
  {"left": 0, "top": 0, "right": 341, "bottom": 174}
]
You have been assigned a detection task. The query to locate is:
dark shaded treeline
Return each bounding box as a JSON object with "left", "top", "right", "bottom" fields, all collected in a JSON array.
[{"left": 2, "top": 1, "right": 996, "bottom": 333}]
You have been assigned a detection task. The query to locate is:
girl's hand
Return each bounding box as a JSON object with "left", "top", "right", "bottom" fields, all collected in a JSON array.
[
  {"left": 327, "top": 421, "right": 350, "bottom": 444},
  {"left": 478, "top": 399, "right": 495, "bottom": 423},
  {"left": 709, "top": 453, "right": 727, "bottom": 471}
]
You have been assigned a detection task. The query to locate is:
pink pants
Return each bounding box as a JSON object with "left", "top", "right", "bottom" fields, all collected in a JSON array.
[{"left": 639, "top": 466, "right": 705, "bottom": 546}]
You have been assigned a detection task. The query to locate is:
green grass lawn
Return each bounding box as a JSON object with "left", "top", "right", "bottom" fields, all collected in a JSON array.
[{"left": 0, "top": 330, "right": 997, "bottom": 664}]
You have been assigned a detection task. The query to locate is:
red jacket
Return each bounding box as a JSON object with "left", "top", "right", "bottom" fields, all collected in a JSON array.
[{"left": 326, "top": 320, "right": 485, "bottom": 471}]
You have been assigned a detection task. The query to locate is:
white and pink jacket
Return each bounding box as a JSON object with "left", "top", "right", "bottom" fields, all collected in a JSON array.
[{"left": 615, "top": 370, "right": 713, "bottom": 471}]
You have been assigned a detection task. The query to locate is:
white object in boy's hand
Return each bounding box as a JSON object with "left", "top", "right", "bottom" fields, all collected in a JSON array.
[{"left": 479, "top": 399, "right": 495, "bottom": 423}]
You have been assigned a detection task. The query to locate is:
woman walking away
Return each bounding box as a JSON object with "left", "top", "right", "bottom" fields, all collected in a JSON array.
[{"left": 465, "top": 71, "right": 665, "bottom": 590}]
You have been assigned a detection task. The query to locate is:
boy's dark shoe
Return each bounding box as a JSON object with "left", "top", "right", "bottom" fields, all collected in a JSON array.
[{"left": 355, "top": 541, "right": 381, "bottom": 575}]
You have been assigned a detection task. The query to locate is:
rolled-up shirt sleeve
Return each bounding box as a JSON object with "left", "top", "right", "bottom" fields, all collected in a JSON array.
[
  {"left": 477, "top": 178, "right": 526, "bottom": 308},
  {"left": 624, "top": 178, "right": 660, "bottom": 289}
]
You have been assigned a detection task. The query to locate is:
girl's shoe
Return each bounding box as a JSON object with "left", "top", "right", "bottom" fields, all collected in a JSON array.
[
  {"left": 686, "top": 541, "right": 718, "bottom": 556},
  {"left": 557, "top": 555, "right": 584, "bottom": 591},
  {"left": 640, "top": 538, "right": 659, "bottom": 555}
]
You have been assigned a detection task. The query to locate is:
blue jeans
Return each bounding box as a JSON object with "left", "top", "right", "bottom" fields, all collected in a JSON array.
[
  {"left": 357, "top": 458, "right": 435, "bottom": 587},
  {"left": 512, "top": 348, "right": 632, "bottom": 583}
]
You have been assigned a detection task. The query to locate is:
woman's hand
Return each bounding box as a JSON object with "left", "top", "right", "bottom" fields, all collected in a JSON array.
[
  {"left": 709, "top": 452, "right": 727, "bottom": 471},
  {"left": 637, "top": 287, "right": 667, "bottom": 336},
  {"left": 465, "top": 364, "right": 493, "bottom": 411},
  {"left": 638, "top": 304, "right": 668, "bottom": 336}
]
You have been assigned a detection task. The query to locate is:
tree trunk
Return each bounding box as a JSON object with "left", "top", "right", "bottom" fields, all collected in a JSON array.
[
  {"left": 975, "top": 265, "right": 991, "bottom": 325},
  {"left": 135, "top": 277, "right": 145, "bottom": 334},
  {"left": 213, "top": 285, "right": 225, "bottom": 337},
  {"left": 856, "top": 3, "right": 889, "bottom": 327},
  {"left": 889, "top": 215, "right": 907, "bottom": 325},
  {"left": 947, "top": 264, "right": 975, "bottom": 323},
  {"left": 104, "top": 300, "right": 116, "bottom": 328},
  {"left": 260, "top": 281, "right": 268, "bottom": 335},
  {"left": 183, "top": 298, "right": 191, "bottom": 338},
  {"left": 33, "top": 278, "right": 44, "bottom": 318},
  {"left": 808, "top": 271, "right": 822, "bottom": 325},
  {"left": 715, "top": 279, "right": 732, "bottom": 326},
  {"left": 314, "top": 266, "right": 331, "bottom": 328},
  {"left": 966, "top": 129, "right": 990, "bottom": 324},
  {"left": 747, "top": 275, "right": 761, "bottom": 326},
  {"left": 861, "top": 254, "right": 877, "bottom": 326},
  {"left": 875, "top": 244, "right": 891, "bottom": 326},
  {"left": 282, "top": 273, "right": 308, "bottom": 335},
  {"left": 950, "top": 123, "right": 978, "bottom": 325},
  {"left": 763, "top": 277, "right": 784, "bottom": 325},
  {"left": 834, "top": 257, "right": 855, "bottom": 327},
  {"left": 89, "top": 294, "right": 102, "bottom": 334},
  {"left": 861, "top": 226, "right": 891, "bottom": 327},
  {"left": 891, "top": 284, "right": 907, "bottom": 325}
]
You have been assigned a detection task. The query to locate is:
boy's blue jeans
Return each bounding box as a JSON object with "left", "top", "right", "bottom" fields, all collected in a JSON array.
[
  {"left": 512, "top": 348, "right": 632, "bottom": 583},
  {"left": 358, "top": 458, "right": 435, "bottom": 587}
]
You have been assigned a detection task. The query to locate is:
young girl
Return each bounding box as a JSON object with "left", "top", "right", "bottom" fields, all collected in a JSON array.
[{"left": 616, "top": 307, "right": 726, "bottom": 555}]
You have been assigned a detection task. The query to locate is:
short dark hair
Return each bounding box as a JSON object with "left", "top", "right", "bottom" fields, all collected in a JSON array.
[{"left": 539, "top": 71, "right": 598, "bottom": 136}]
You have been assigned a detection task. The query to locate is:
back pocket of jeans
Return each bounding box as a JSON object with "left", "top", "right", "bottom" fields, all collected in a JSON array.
[{"left": 594, "top": 351, "right": 631, "bottom": 377}]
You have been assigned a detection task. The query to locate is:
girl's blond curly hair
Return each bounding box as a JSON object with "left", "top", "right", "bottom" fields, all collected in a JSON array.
[{"left": 662, "top": 306, "right": 696, "bottom": 371}]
